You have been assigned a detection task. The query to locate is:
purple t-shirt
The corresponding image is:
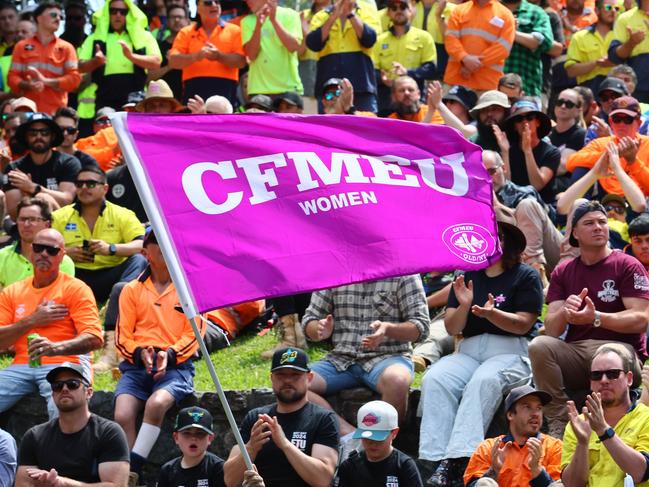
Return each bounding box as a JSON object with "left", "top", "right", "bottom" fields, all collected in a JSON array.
[{"left": 547, "top": 251, "right": 649, "bottom": 360}]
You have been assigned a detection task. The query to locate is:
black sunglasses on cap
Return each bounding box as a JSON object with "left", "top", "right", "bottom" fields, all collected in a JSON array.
[
  {"left": 32, "top": 243, "right": 61, "bottom": 256},
  {"left": 51, "top": 379, "right": 84, "bottom": 392},
  {"left": 590, "top": 369, "right": 623, "bottom": 381}
]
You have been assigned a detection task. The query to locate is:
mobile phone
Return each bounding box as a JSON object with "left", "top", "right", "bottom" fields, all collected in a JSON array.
[{"left": 82, "top": 240, "right": 95, "bottom": 261}]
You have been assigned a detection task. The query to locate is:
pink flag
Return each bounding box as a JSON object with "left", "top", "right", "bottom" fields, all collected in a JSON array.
[{"left": 121, "top": 113, "right": 500, "bottom": 312}]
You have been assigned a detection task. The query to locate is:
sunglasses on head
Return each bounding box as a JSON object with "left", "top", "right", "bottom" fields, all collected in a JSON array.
[
  {"left": 61, "top": 126, "right": 78, "bottom": 135},
  {"left": 75, "top": 179, "right": 102, "bottom": 189},
  {"left": 324, "top": 90, "right": 341, "bottom": 101},
  {"left": 605, "top": 204, "right": 625, "bottom": 214},
  {"left": 27, "top": 128, "right": 51, "bottom": 136},
  {"left": 388, "top": 2, "right": 409, "bottom": 10},
  {"left": 599, "top": 92, "right": 621, "bottom": 102},
  {"left": 590, "top": 369, "right": 623, "bottom": 381},
  {"left": 32, "top": 243, "right": 61, "bottom": 256},
  {"left": 603, "top": 4, "right": 620, "bottom": 11},
  {"left": 556, "top": 98, "right": 579, "bottom": 109},
  {"left": 513, "top": 113, "right": 536, "bottom": 123},
  {"left": 109, "top": 7, "right": 128, "bottom": 15},
  {"left": 51, "top": 379, "right": 84, "bottom": 392},
  {"left": 611, "top": 114, "right": 637, "bottom": 125}
]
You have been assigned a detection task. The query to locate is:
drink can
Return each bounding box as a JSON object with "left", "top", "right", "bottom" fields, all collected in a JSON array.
[{"left": 28, "top": 333, "right": 41, "bottom": 368}]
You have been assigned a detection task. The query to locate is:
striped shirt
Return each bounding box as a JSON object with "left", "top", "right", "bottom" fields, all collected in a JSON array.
[{"left": 301, "top": 276, "right": 430, "bottom": 372}]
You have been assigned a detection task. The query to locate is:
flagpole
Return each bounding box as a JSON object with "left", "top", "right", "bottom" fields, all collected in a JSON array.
[{"left": 111, "top": 112, "right": 254, "bottom": 471}]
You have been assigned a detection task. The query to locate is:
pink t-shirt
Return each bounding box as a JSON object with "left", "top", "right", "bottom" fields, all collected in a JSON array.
[{"left": 547, "top": 250, "right": 649, "bottom": 360}]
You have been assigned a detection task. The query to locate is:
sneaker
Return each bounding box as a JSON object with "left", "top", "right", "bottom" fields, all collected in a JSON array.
[
  {"left": 427, "top": 459, "right": 452, "bottom": 487},
  {"left": 413, "top": 355, "right": 428, "bottom": 373}
]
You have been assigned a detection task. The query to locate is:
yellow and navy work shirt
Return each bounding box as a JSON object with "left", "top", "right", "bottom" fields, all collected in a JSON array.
[
  {"left": 565, "top": 26, "right": 615, "bottom": 86},
  {"left": 561, "top": 402, "right": 649, "bottom": 487},
  {"left": 374, "top": 25, "right": 436, "bottom": 77},
  {"left": 52, "top": 200, "right": 144, "bottom": 271},
  {"left": 609, "top": 7, "right": 649, "bottom": 94}
]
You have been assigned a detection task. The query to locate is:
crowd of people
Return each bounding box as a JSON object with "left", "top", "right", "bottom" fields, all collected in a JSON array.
[{"left": 0, "top": 0, "right": 647, "bottom": 484}]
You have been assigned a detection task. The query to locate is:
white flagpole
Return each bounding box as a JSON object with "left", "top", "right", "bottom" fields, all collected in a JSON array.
[{"left": 111, "top": 112, "right": 254, "bottom": 471}]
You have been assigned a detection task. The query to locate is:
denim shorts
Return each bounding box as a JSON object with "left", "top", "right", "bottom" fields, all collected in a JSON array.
[
  {"left": 311, "top": 355, "right": 413, "bottom": 395},
  {"left": 115, "top": 360, "right": 195, "bottom": 403}
]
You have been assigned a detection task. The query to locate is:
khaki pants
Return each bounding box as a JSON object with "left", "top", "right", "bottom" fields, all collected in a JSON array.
[{"left": 516, "top": 198, "right": 563, "bottom": 271}]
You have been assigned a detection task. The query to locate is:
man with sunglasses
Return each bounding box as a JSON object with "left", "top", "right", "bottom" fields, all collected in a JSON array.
[
  {"left": 529, "top": 200, "right": 649, "bottom": 438},
  {"left": 52, "top": 166, "right": 147, "bottom": 305},
  {"left": 562, "top": 345, "right": 649, "bottom": 486},
  {"left": 584, "top": 76, "right": 628, "bottom": 145},
  {"left": 568, "top": 96, "right": 649, "bottom": 196},
  {"left": 53, "top": 107, "right": 99, "bottom": 170},
  {"left": 7, "top": 2, "right": 80, "bottom": 115},
  {"left": 15, "top": 362, "right": 129, "bottom": 487},
  {"left": 565, "top": 0, "right": 619, "bottom": 94},
  {"left": 0, "top": 228, "right": 103, "bottom": 419},
  {"left": 0, "top": 198, "right": 75, "bottom": 289},
  {"left": 550, "top": 88, "right": 585, "bottom": 190},
  {"left": 2, "top": 112, "right": 81, "bottom": 220},
  {"left": 78, "top": 0, "right": 161, "bottom": 111}
]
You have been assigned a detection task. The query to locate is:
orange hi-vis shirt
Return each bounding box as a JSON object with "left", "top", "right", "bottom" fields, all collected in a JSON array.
[
  {"left": 75, "top": 127, "right": 120, "bottom": 171},
  {"left": 0, "top": 273, "right": 102, "bottom": 366},
  {"left": 8, "top": 35, "right": 81, "bottom": 115},
  {"left": 116, "top": 269, "right": 206, "bottom": 366},
  {"left": 563, "top": 9, "right": 598, "bottom": 46},
  {"left": 169, "top": 22, "right": 245, "bottom": 82},
  {"left": 444, "top": 0, "right": 516, "bottom": 91},
  {"left": 388, "top": 104, "right": 441, "bottom": 123},
  {"left": 206, "top": 300, "right": 264, "bottom": 339},
  {"left": 464, "top": 434, "right": 563, "bottom": 486},
  {"left": 566, "top": 135, "right": 649, "bottom": 195}
]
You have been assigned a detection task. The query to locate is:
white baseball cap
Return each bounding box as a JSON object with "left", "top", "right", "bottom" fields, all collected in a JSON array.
[{"left": 352, "top": 400, "right": 398, "bottom": 441}]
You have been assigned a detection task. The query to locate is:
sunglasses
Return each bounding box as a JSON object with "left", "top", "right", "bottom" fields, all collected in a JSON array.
[
  {"left": 603, "top": 4, "right": 621, "bottom": 11},
  {"left": 26, "top": 128, "right": 52, "bottom": 136},
  {"left": 487, "top": 166, "right": 502, "bottom": 175},
  {"left": 556, "top": 98, "right": 579, "bottom": 109},
  {"left": 590, "top": 369, "right": 623, "bottom": 381},
  {"left": 201, "top": 0, "right": 219, "bottom": 5},
  {"left": 51, "top": 379, "right": 84, "bottom": 392},
  {"left": 61, "top": 126, "right": 78, "bottom": 135},
  {"left": 611, "top": 114, "right": 637, "bottom": 125},
  {"left": 512, "top": 113, "right": 537, "bottom": 123},
  {"left": 324, "top": 90, "right": 341, "bottom": 101},
  {"left": 49, "top": 11, "right": 64, "bottom": 19},
  {"left": 600, "top": 92, "right": 621, "bottom": 102},
  {"left": 605, "top": 204, "right": 625, "bottom": 214},
  {"left": 75, "top": 179, "right": 102, "bottom": 188},
  {"left": 109, "top": 7, "right": 129, "bottom": 15},
  {"left": 388, "top": 2, "right": 409, "bottom": 10},
  {"left": 17, "top": 216, "right": 46, "bottom": 224},
  {"left": 95, "top": 117, "right": 111, "bottom": 125},
  {"left": 32, "top": 243, "right": 61, "bottom": 256}
]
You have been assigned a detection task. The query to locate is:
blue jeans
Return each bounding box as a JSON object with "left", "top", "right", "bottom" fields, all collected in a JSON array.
[{"left": 418, "top": 334, "right": 531, "bottom": 461}]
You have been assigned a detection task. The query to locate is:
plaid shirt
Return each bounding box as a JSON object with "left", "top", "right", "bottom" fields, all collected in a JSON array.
[
  {"left": 301, "top": 276, "right": 430, "bottom": 372},
  {"left": 503, "top": 0, "right": 554, "bottom": 96}
]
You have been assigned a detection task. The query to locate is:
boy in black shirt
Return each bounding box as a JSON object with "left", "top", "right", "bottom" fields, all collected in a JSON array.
[{"left": 336, "top": 400, "right": 423, "bottom": 487}]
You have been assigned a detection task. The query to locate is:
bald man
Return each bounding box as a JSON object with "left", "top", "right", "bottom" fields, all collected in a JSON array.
[{"left": 0, "top": 228, "right": 103, "bottom": 418}]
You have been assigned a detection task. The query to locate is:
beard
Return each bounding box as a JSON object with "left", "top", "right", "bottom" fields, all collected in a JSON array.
[
  {"left": 393, "top": 100, "right": 421, "bottom": 116},
  {"left": 29, "top": 141, "right": 50, "bottom": 154},
  {"left": 274, "top": 386, "right": 306, "bottom": 404}
]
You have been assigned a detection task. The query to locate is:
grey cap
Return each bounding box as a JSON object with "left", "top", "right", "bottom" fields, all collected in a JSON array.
[
  {"left": 504, "top": 385, "right": 551, "bottom": 411},
  {"left": 46, "top": 362, "right": 91, "bottom": 386}
]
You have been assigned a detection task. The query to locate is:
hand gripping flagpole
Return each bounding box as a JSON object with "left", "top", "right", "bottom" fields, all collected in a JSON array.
[{"left": 111, "top": 113, "right": 254, "bottom": 471}]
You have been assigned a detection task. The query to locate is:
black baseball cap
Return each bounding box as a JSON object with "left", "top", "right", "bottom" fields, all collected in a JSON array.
[
  {"left": 597, "top": 77, "right": 628, "bottom": 99},
  {"left": 273, "top": 92, "right": 304, "bottom": 110},
  {"left": 443, "top": 85, "right": 478, "bottom": 112},
  {"left": 245, "top": 94, "right": 273, "bottom": 112},
  {"left": 323, "top": 78, "right": 343, "bottom": 91},
  {"left": 174, "top": 406, "right": 214, "bottom": 435},
  {"left": 271, "top": 347, "right": 310, "bottom": 372},
  {"left": 504, "top": 385, "right": 551, "bottom": 411},
  {"left": 569, "top": 200, "right": 608, "bottom": 247}
]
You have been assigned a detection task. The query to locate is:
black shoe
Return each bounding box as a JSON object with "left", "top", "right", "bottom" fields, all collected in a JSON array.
[
  {"left": 449, "top": 457, "right": 470, "bottom": 487},
  {"left": 426, "top": 459, "right": 452, "bottom": 487}
]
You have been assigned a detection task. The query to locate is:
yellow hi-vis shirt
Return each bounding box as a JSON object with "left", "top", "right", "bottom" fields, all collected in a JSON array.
[
  {"left": 565, "top": 26, "right": 615, "bottom": 85},
  {"left": 374, "top": 26, "right": 436, "bottom": 78}
]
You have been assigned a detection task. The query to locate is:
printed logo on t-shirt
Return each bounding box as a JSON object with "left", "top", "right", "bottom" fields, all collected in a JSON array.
[
  {"left": 386, "top": 475, "right": 399, "bottom": 487},
  {"left": 291, "top": 431, "right": 307, "bottom": 450},
  {"left": 196, "top": 479, "right": 209, "bottom": 487},
  {"left": 46, "top": 178, "right": 58, "bottom": 190},
  {"left": 494, "top": 294, "right": 506, "bottom": 307},
  {"left": 597, "top": 279, "right": 620, "bottom": 303},
  {"left": 112, "top": 184, "right": 125, "bottom": 198},
  {"left": 15, "top": 304, "right": 25, "bottom": 318},
  {"left": 65, "top": 223, "right": 77, "bottom": 231},
  {"left": 633, "top": 273, "right": 649, "bottom": 291}
]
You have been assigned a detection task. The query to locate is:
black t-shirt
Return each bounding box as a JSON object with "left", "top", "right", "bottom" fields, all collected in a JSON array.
[
  {"left": 107, "top": 164, "right": 148, "bottom": 223},
  {"left": 335, "top": 448, "right": 423, "bottom": 487},
  {"left": 158, "top": 38, "right": 183, "bottom": 101},
  {"left": 156, "top": 452, "right": 225, "bottom": 487},
  {"left": 74, "top": 149, "right": 100, "bottom": 169},
  {"left": 549, "top": 124, "right": 586, "bottom": 153},
  {"left": 508, "top": 140, "right": 561, "bottom": 204},
  {"left": 447, "top": 263, "right": 544, "bottom": 338},
  {"left": 240, "top": 402, "right": 339, "bottom": 487},
  {"left": 18, "top": 414, "right": 129, "bottom": 482},
  {"left": 2, "top": 151, "right": 81, "bottom": 191}
]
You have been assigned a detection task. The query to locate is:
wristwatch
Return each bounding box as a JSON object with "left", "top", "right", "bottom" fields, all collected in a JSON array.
[
  {"left": 593, "top": 310, "right": 602, "bottom": 328},
  {"left": 108, "top": 243, "right": 117, "bottom": 256},
  {"left": 347, "top": 12, "right": 356, "bottom": 18},
  {"left": 32, "top": 184, "right": 41, "bottom": 196},
  {"left": 598, "top": 427, "right": 615, "bottom": 442}
]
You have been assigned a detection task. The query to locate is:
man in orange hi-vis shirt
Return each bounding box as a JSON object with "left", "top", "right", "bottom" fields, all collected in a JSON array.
[
  {"left": 113, "top": 228, "right": 206, "bottom": 484},
  {"left": 567, "top": 96, "right": 649, "bottom": 196},
  {"left": 0, "top": 228, "right": 102, "bottom": 419},
  {"left": 444, "top": 0, "right": 516, "bottom": 92},
  {"left": 7, "top": 2, "right": 80, "bottom": 115}
]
